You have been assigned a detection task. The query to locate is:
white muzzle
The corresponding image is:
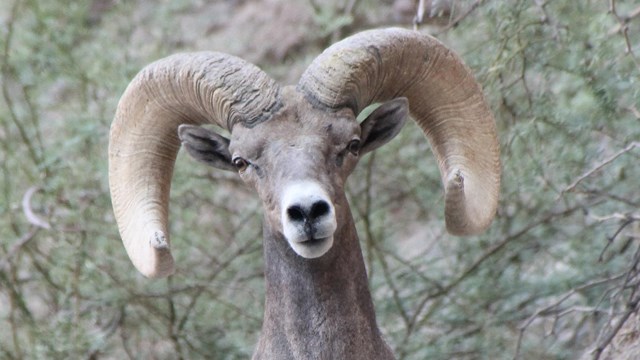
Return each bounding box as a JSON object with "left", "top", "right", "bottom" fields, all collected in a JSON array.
[{"left": 280, "top": 181, "right": 337, "bottom": 258}]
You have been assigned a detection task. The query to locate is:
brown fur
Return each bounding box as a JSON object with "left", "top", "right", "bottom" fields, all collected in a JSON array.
[{"left": 109, "top": 28, "right": 501, "bottom": 358}]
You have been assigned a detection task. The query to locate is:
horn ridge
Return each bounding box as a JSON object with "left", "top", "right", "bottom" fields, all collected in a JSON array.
[
  {"left": 298, "top": 28, "right": 500, "bottom": 235},
  {"left": 109, "top": 52, "right": 280, "bottom": 277}
]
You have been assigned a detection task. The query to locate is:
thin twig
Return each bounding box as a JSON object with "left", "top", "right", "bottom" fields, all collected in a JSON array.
[
  {"left": 598, "top": 218, "right": 635, "bottom": 262},
  {"left": 176, "top": 239, "right": 261, "bottom": 333},
  {"left": 0, "top": 228, "right": 38, "bottom": 272},
  {"left": 563, "top": 142, "right": 640, "bottom": 194},
  {"left": 0, "top": 0, "right": 44, "bottom": 170},
  {"left": 589, "top": 244, "right": 640, "bottom": 359},
  {"left": 591, "top": 295, "right": 640, "bottom": 359},
  {"left": 371, "top": 237, "right": 411, "bottom": 328},
  {"left": 413, "top": 0, "right": 426, "bottom": 30},
  {"left": 608, "top": 5, "right": 640, "bottom": 36},
  {"left": 436, "top": 0, "right": 485, "bottom": 34},
  {"left": 608, "top": 0, "right": 640, "bottom": 70},
  {"left": 514, "top": 273, "right": 627, "bottom": 359},
  {"left": 410, "top": 203, "right": 590, "bottom": 336}
]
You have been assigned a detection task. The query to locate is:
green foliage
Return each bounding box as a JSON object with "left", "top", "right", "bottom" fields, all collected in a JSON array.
[{"left": 1, "top": 0, "right": 638, "bottom": 359}]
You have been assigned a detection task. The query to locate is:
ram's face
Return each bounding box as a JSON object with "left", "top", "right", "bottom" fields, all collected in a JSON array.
[
  {"left": 229, "top": 96, "right": 360, "bottom": 258},
  {"left": 179, "top": 88, "right": 408, "bottom": 259}
]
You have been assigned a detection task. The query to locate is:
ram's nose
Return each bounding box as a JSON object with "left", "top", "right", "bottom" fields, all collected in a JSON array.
[
  {"left": 281, "top": 181, "right": 337, "bottom": 258},
  {"left": 286, "top": 200, "right": 331, "bottom": 235}
]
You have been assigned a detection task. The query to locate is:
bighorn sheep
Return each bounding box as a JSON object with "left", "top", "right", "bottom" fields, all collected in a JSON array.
[{"left": 109, "top": 28, "right": 500, "bottom": 359}]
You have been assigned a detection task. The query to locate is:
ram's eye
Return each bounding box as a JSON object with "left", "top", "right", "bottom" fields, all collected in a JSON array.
[
  {"left": 347, "top": 139, "right": 361, "bottom": 156},
  {"left": 232, "top": 157, "right": 249, "bottom": 171}
]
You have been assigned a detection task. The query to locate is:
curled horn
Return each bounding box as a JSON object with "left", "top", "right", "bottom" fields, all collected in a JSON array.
[
  {"left": 298, "top": 28, "right": 500, "bottom": 235},
  {"left": 109, "top": 52, "right": 281, "bottom": 278}
]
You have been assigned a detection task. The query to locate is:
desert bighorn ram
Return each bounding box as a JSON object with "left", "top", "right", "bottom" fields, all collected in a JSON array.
[{"left": 109, "top": 28, "right": 500, "bottom": 359}]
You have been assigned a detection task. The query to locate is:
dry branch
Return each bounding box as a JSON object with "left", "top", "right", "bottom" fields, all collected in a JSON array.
[
  {"left": 0, "top": 228, "right": 37, "bottom": 272},
  {"left": 608, "top": 0, "right": 640, "bottom": 69},
  {"left": 562, "top": 142, "right": 640, "bottom": 194}
]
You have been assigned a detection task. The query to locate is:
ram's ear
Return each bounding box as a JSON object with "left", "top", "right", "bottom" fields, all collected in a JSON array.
[
  {"left": 359, "top": 97, "right": 408, "bottom": 155},
  {"left": 178, "top": 125, "right": 235, "bottom": 172}
]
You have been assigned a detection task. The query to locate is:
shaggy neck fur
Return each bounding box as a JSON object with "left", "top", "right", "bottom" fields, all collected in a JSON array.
[{"left": 252, "top": 197, "right": 394, "bottom": 360}]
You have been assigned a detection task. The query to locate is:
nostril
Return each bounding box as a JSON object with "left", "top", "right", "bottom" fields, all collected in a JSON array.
[
  {"left": 310, "top": 200, "right": 330, "bottom": 220},
  {"left": 287, "top": 205, "right": 306, "bottom": 222},
  {"left": 286, "top": 201, "right": 330, "bottom": 223}
]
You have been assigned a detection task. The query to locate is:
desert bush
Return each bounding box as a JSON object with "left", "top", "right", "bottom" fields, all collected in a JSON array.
[{"left": 1, "top": 0, "right": 638, "bottom": 359}]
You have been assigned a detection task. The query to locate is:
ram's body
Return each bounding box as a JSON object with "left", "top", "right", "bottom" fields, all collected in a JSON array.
[{"left": 108, "top": 28, "right": 500, "bottom": 359}]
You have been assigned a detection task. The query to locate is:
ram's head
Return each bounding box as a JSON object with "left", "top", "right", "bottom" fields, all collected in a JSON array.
[{"left": 109, "top": 28, "right": 500, "bottom": 278}]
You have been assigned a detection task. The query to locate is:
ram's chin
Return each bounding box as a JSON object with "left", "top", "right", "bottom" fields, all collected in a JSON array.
[{"left": 289, "top": 236, "right": 334, "bottom": 258}]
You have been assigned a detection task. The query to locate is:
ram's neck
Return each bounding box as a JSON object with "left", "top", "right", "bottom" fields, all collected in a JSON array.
[{"left": 252, "top": 204, "right": 394, "bottom": 360}]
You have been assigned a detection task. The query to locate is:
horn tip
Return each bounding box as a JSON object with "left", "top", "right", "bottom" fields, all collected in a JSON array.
[
  {"left": 151, "top": 230, "right": 170, "bottom": 250},
  {"left": 444, "top": 168, "right": 497, "bottom": 236},
  {"left": 127, "top": 230, "right": 175, "bottom": 278},
  {"left": 447, "top": 169, "right": 464, "bottom": 190}
]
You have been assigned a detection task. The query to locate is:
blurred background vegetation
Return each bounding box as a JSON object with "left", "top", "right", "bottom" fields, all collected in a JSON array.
[{"left": 1, "top": 0, "right": 638, "bottom": 359}]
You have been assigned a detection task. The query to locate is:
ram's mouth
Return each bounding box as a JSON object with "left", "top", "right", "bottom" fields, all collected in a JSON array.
[
  {"left": 299, "top": 236, "right": 330, "bottom": 246},
  {"left": 289, "top": 235, "right": 334, "bottom": 259}
]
